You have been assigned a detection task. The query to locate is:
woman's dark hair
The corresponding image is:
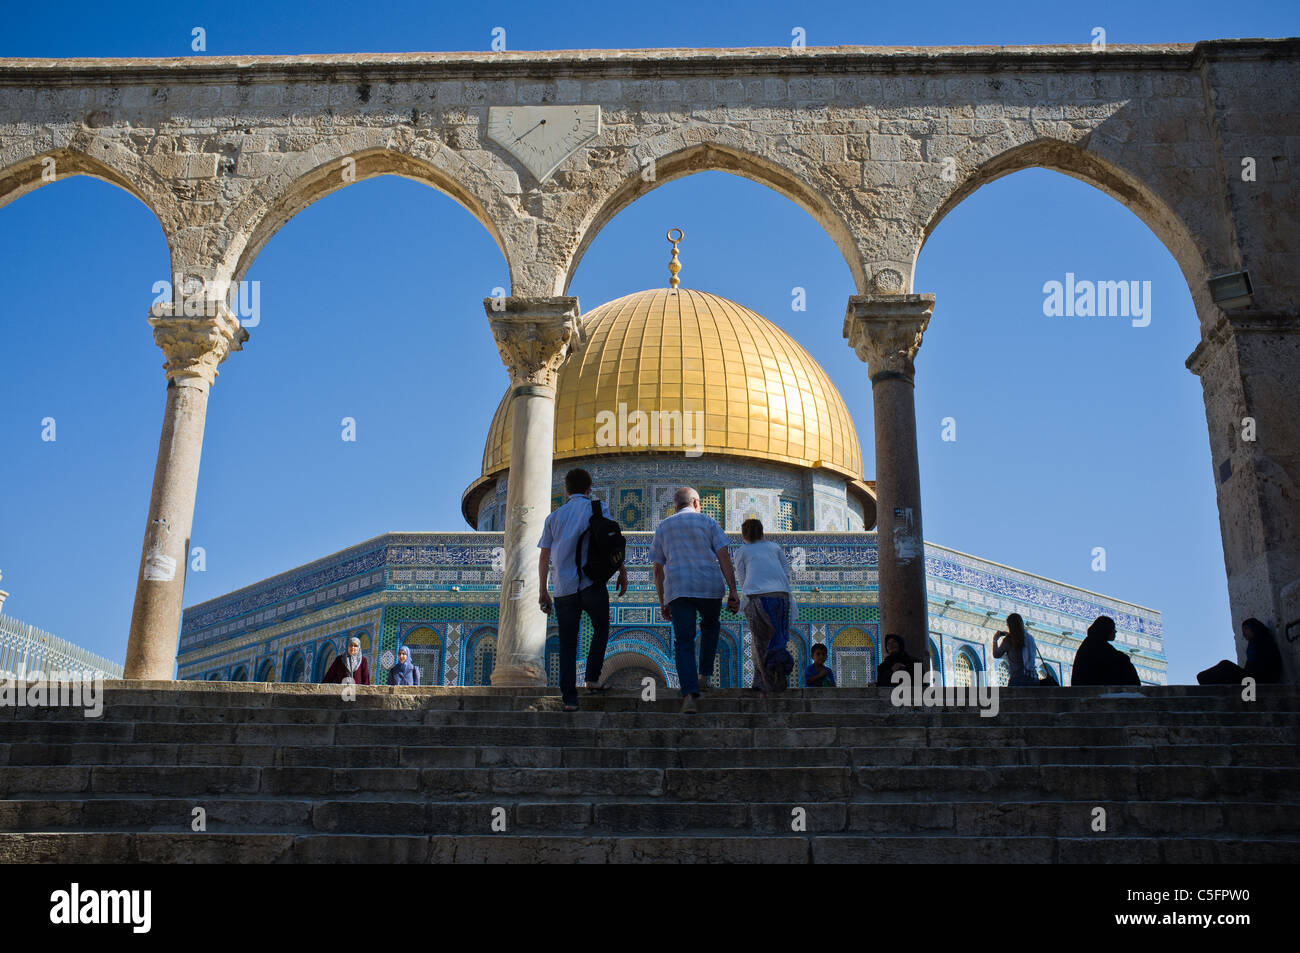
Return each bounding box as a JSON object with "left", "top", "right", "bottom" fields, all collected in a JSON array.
[
  {"left": 1006, "top": 613, "right": 1026, "bottom": 651},
  {"left": 884, "top": 633, "right": 904, "bottom": 654},
  {"left": 741, "top": 518, "right": 764, "bottom": 542},
  {"left": 1242, "top": 618, "right": 1272, "bottom": 642},
  {"left": 564, "top": 468, "right": 592, "bottom": 494}
]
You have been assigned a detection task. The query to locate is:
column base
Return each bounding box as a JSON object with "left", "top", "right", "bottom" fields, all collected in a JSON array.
[{"left": 489, "top": 661, "right": 548, "bottom": 687}]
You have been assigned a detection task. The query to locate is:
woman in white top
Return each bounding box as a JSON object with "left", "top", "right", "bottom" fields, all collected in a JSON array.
[
  {"left": 992, "top": 612, "right": 1041, "bottom": 687},
  {"left": 734, "top": 518, "right": 796, "bottom": 694}
]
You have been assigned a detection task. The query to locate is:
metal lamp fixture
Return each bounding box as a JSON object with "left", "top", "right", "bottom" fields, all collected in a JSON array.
[{"left": 1208, "top": 271, "right": 1254, "bottom": 309}]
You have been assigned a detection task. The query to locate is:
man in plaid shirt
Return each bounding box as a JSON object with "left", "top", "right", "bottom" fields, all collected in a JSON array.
[{"left": 649, "top": 487, "right": 740, "bottom": 713}]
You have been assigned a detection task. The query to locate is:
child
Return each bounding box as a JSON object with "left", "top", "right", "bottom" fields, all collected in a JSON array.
[{"left": 805, "top": 643, "right": 836, "bottom": 687}]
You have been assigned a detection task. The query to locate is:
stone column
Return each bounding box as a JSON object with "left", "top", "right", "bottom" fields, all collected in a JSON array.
[
  {"left": 844, "top": 293, "right": 935, "bottom": 667},
  {"left": 124, "top": 299, "right": 247, "bottom": 679},
  {"left": 485, "top": 296, "right": 581, "bottom": 686},
  {"left": 1187, "top": 308, "right": 1300, "bottom": 682}
]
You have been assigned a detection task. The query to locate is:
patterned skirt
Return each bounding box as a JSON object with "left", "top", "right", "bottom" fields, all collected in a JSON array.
[{"left": 744, "top": 592, "right": 795, "bottom": 693}]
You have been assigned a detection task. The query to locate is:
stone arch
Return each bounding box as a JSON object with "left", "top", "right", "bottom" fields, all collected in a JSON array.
[
  {"left": 784, "top": 627, "right": 809, "bottom": 688},
  {"left": 953, "top": 645, "right": 982, "bottom": 688},
  {"left": 715, "top": 626, "right": 740, "bottom": 688},
  {"left": 223, "top": 144, "right": 516, "bottom": 288},
  {"left": 599, "top": 650, "right": 668, "bottom": 689},
  {"left": 564, "top": 138, "right": 869, "bottom": 295},
  {"left": 466, "top": 626, "right": 498, "bottom": 686},
  {"left": 914, "top": 137, "right": 1214, "bottom": 315},
  {"left": 283, "top": 650, "right": 307, "bottom": 683},
  {"left": 0, "top": 147, "right": 220, "bottom": 331},
  {"left": 0, "top": 144, "right": 168, "bottom": 228},
  {"left": 401, "top": 625, "right": 442, "bottom": 685},
  {"left": 831, "top": 625, "right": 877, "bottom": 687},
  {"left": 313, "top": 641, "right": 337, "bottom": 682},
  {"left": 927, "top": 637, "right": 942, "bottom": 687},
  {"left": 0, "top": 146, "right": 177, "bottom": 295},
  {"left": 995, "top": 658, "right": 1011, "bottom": 687},
  {"left": 603, "top": 629, "right": 674, "bottom": 684}
]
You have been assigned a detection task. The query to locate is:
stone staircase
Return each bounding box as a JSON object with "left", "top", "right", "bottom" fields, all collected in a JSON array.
[{"left": 1, "top": 682, "right": 1297, "bottom": 863}]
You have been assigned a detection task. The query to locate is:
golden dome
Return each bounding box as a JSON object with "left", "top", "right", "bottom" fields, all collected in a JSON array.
[{"left": 477, "top": 287, "right": 863, "bottom": 481}]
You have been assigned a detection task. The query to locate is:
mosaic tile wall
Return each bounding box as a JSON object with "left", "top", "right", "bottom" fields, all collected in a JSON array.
[
  {"left": 474, "top": 455, "right": 866, "bottom": 534},
  {"left": 178, "top": 532, "right": 1166, "bottom": 686}
]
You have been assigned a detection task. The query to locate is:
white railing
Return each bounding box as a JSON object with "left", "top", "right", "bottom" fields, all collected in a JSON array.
[{"left": 0, "top": 614, "right": 124, "bottom": 678}]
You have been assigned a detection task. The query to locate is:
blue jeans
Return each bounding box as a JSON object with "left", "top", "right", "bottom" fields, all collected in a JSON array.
[
  {"left": 668, "top": 596, "right": 721, "bottom": 696},
  {"left": 554, "top": 583, "right": 611, "bottom": 705}
]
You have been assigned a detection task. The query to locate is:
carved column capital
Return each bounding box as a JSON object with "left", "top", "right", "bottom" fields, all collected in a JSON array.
[
  {"left": 148, "top": 299, "right": 249, "bottom": 387},
  {"left": 484, "top": 296, "right": 581, "bottom": 391},
  {"left": 843, "top": 293, "right": 935, "bottom": 383}
]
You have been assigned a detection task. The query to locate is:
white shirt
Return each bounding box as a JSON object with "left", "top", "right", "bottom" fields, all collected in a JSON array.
[
  {"left": 538, "top": 494, "right": 613, "bottom": 597},
  {"left": 733, "top": 540, "right": 797, "bottom": 620},
  {"left": 996, "top": 631, "right": 1040, "bottom": 675},
  {"left": 1022, "top": 632, "right": 1040, "bottom": 673}
]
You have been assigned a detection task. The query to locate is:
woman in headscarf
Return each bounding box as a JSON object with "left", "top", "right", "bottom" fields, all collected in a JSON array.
[
  {"left": 323, "top": 636, "right": 370, "bottom": 685},
  {"left": 389, "top": 645, "right": 421, "bottom": 686},
  {"left": 733, "top": 518, "right": 795, "bottom": 694},
  {"left": 1072, "top": 615, "right": 1140, "bottom": 686},
  {"left": 992, "top": 612, "right": 1040, "bottom": 687},
  {"left": 876, "top": 633, "right": 919, "bottom": 686},
  {"left": 1198, "top": 618, "right": 1284, "bottom": 684}
]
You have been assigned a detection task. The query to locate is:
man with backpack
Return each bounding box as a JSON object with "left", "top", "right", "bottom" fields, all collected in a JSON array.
[{"left": 538, "top": 468, "right": 628, "bottom": 712}]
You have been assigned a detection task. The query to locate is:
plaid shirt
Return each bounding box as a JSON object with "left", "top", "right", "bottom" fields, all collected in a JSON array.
[{"left": 648, "top": 509, "right": 730, "bottom": 604}]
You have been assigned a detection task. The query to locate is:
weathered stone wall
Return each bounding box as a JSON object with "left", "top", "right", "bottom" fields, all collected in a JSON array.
[{"left": 1, "top": 43, "right": 1289, "bottom": 304}]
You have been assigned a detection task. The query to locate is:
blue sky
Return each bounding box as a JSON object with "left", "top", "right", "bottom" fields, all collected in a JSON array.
[
  {"left": 1, "top": 1, "right": 1296, "bottom": 683},
  {"left": 0, "top": 0, "right": 1295, "bottom": 55}
]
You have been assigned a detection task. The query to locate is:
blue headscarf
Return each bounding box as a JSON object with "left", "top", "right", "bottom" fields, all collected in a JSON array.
[{"left": 392, "top": 646, "right": 415, "bottom": 681}]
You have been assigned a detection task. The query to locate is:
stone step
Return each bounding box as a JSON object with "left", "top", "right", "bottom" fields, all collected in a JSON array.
[
  {"left": 9, "top": 703, "right": 1300, "bottom": 727},
  {"left": 0, "top": 741, "right": 1292, "bottom": 769},
  {"left": 3, "top": 797, "right": 1296, "bottom": 838},
  {"left": 2, "top": 719, "right": 1294, "bottom": 749},
  {"left": 2, "top": 685, "right": 1294, "bottom": 863},
  {"left": 2, "top": 831, "right": 1297, "bottom": 864},
  {"left": 68, "top": 684, "right": 1300, "bottom": 704},
  {"left": 11, "top": 690, "right": 1300, "bottom": 718},
  {"left": 1, "top": 764, "right": 1296, "bottom": 801}
]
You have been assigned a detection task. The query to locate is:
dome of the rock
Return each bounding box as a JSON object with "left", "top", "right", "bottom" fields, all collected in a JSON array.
[
  {"left": 463, "top": 285, "right": 875, "bottom": 533},
  {"left": 481, "top": 287, "right": 863, "bottom": 477}
]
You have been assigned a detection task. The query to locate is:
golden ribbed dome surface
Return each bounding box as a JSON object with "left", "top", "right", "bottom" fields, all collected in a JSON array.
[{"left": 481, "top": 287, "right": 863, "bottom": 479}]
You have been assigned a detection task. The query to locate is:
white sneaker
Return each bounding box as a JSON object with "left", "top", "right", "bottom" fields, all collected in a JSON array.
[{"left": 681, "top": 694, "right": 698, "bottom": 714}]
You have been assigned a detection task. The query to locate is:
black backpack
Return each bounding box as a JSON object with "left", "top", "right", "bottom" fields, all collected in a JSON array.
[{"left": 576, "top": 499, "right": 626, "bottom": 584}]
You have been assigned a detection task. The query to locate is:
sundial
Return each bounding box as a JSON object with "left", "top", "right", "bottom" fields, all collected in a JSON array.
[{"left": 486, "top": 105, "right": 602, "bottom": 184}]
